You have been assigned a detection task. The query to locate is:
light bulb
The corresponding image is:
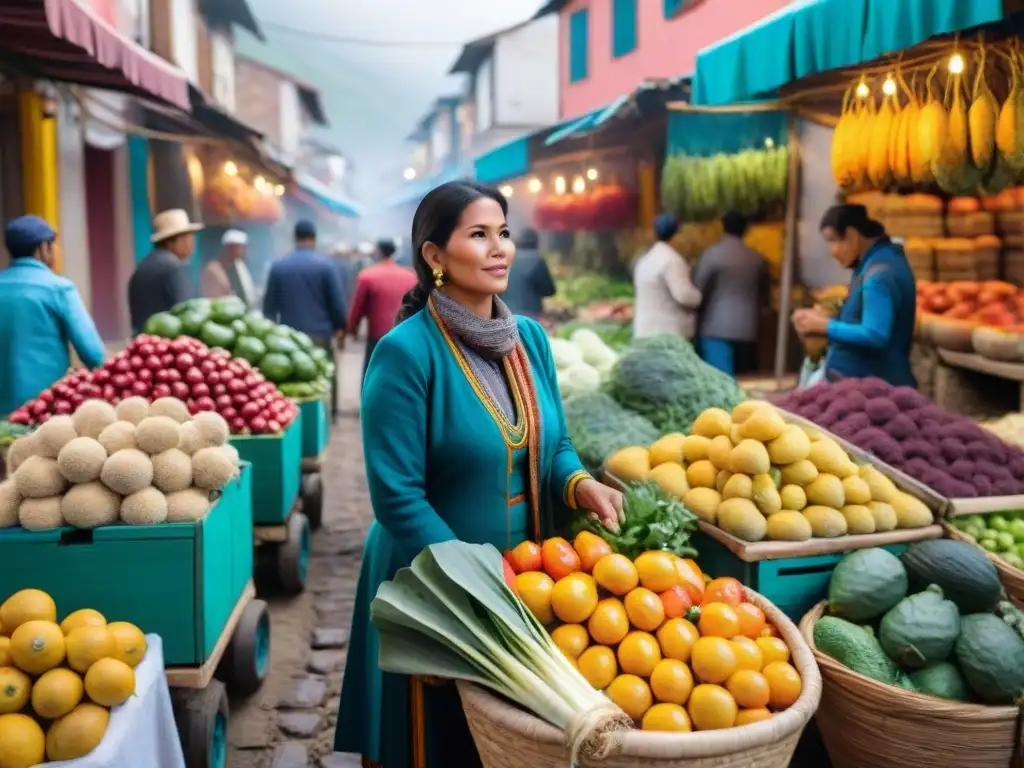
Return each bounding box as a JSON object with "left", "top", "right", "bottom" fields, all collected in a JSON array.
[
  {"left": 765, "top": 137, "right": 775, "bottom": 149},
  {"left": 586, "top": 168, "right": 598, "bottom": 181},
  {"left": 948, "top": 53, "right": 965, "bottom": 75},
  {"left": 224, "top": 161, "right": 238, "bottom": 176},
  {"left": 254, "top": 175, "right": 266, "bottom": 190},
  {"left": 527, "top": 177, "right": 542, "bottom": 194},
  {"left": 274, "top": 185, "right": 285, "bottom": 197},
  {"left": 403, "top": 167, "right": 417, "bottom": 180},
  {"left": 855, "top": 81, "right": 870, "bottom": 99},
  {"left": 554, "top": 176, "right": 567, "bottom": 195},
  {"left": 572, "top": 176, "right": 586, "bottom": 194},
  {"left": 882, "top": 76, "right": 897, "bottom": 96},
  {"left": 499, "top": 184, "right": 514, "bottom": 197}
]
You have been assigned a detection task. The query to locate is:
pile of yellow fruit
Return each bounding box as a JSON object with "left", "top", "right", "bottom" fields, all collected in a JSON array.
[
  {"left": 0, "top": 589, "right": 145, "bottom": 766},
  {"left": 508, "top": 535, "right": 803, "bottom": 731},
  {"left": 606, "top": 401, "right": 935, "bottom": 543}
]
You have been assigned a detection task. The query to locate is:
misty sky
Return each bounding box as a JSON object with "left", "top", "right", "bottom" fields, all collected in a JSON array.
[{"left": 236, "top": 0, "right": 547, "bottom": 202}]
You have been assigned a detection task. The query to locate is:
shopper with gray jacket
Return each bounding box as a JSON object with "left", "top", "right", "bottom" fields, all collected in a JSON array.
[{"left": 692, "top": 211, "right": 769, "bottom": 376}]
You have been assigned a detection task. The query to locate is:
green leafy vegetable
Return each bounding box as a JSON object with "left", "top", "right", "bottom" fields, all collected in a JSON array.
[
  {"left": 563, "top": 392, "right": 659, "bottom": 475},
  {"left": 573, "top": 481, "right": 699, "bottom": 560}
]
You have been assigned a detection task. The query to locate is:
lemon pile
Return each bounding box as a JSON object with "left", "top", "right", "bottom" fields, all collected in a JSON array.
[
  {"left": 0, "top": 589, "right": 146, "bottom": 766},
  {"left": 606, "top": 400, "right": 935, "bottom": 543},
  {"left": 507, "top": 535, "right": 803, "bottom": 732}
]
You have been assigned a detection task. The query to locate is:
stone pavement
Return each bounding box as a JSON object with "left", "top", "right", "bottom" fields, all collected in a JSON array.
[{"left": 228, "top": 342, "right": 371, "bottom": 768}]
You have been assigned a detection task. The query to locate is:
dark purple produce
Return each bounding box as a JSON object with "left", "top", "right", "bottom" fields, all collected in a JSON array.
[
  {"left": 859, "top": 378, "right": 892, "bottom": 399},
  {"left": 864, "top": 397, "right": 899, "bottom": 426},
  {"left": 905, "top": 457, "right": 934, "bottom": 478},
  {"left": 949, "top": 459, "right": 977, "bottom": 481},
  {"left": 973, "top": 475, "right": 993, "bottom": 497},
  {"left": 939, "top": 438, "right": 967, "bottom": 463},
  {"left": 838, "top": 412, "right": 871, "bottom": 435},
  {"left": 873, "top": 437, "right": 905, "bottom": 465},
  {"left": 887, "top": 414, "right": 919, "bottom": 442},
  {"left": 891, "top": 386, "right": 927, "bottom": 410},
  {"left": 903, "top": 439, "right": 936, "bottom": 461}
]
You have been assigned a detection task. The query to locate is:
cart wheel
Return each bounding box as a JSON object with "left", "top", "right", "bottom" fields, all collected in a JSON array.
[
  {"left": 301, "top": 472, "right": 324, "bottom": 531},
  {"left": 171, "top": 680, "right": 229, "bottom": 768},
  {"left": 277, "top": 512, "right": 310, "bottom": 595},
  {"left": 218, "top": 599, "right": 271, "bottom": 696}
]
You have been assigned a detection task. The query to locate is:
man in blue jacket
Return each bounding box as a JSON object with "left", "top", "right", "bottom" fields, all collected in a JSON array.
[
  {"left": 263, "top": 220, "right": 348, "bottom": 417},
  {"left": 0, "top": 215, "right": 106, "bottom": 415},
  {"left": 792, "top": 204, "right": 917, "bottom": 387}
]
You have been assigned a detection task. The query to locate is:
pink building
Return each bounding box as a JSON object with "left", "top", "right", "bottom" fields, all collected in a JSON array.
[{"left": 537, "top": 0, "right": 795, "bottom": 120}]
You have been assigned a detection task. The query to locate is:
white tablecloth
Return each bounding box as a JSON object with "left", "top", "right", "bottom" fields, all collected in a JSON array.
[{"left": 51, "top": 635, "right": 186, "bottom": 768}]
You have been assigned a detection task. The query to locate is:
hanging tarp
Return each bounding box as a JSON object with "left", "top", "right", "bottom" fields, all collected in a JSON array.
[
  {"left": 543, "top": 95, "right": 630, "bottom": 146},
  {"left": 691, "top": 0, "right": 1007, "bottom": 106},
  {"left": 474, "top": 136, "right": 530, "bottom": 184},
  {"left": 666, "top": 109, "right": 788, "bottom": 157}
]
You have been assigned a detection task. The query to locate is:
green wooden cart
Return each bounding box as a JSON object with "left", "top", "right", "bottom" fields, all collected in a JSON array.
[{"left": 296, "top": 396, "right": 330, "bottom": 530}]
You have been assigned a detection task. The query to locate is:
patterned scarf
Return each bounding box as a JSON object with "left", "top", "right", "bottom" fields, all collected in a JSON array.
[{"left": 430, "top": 290, "right": 519, "bottom": 359}]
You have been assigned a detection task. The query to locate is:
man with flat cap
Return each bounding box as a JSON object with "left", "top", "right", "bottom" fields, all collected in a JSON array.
[
  {"left": 0, "top": 215, "right": 105, "bottom": 415},
  {"left": 203, "top": 228, "right": 257, "bottom": 308},
  {"left": 129, "top": 208, "right": 203, "bottom": 333},
  {"left": 264, "top": 220, "right": 348, "bottom": 417}
]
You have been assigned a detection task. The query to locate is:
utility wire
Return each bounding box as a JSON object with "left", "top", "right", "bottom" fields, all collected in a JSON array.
[{"left": 260, "top": 20, "right": 468, "bottom": 47}]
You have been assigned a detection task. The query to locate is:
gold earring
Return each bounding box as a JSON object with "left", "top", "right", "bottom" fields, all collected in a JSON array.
[{"left": 433, "top": 267, "right": 445, "bottom": 288}]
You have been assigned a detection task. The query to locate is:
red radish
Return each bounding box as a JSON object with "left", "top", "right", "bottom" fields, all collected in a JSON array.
[
  {"left": 171, "top": 381, "right": 190, "bottom": 399},
  {"left": 191, "top": 382, "right": 210, "bottom": 398},
  {"left": 152, "top": 383, "right": 172, "bottom": 398}
]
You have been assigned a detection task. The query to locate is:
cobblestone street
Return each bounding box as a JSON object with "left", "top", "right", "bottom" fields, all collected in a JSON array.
[{"left": 228, "top": 342, "right": 370, "bottom": 768}]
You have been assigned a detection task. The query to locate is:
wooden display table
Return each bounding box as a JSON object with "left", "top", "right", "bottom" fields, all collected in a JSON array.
[{"left": 934, "top": 349, "right": 1024, "bottom": 418}]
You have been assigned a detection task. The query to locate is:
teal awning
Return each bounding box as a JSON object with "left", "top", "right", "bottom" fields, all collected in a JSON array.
[
  {"left": 296, "top": 173, "right": 362, "bottom": 218},
  {"left": 691, "top": 0, "right": 1007, "bottom": 106},
  {"left": 474, "top": 136, "right": 529, "bottom": 184},
  {"left": 667, "top": 109, "right": 788, "bottom": 157},
  {"left": 384, "top": 162, "right": 473, "bottom": 209},
  {"left": 543, "top": 94, "right": 630, "bottom": 146}
]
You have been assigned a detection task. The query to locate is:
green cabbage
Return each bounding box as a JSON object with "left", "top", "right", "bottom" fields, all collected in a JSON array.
[{"left": 563, "top": 392, "right": 659, "bottom": 475}]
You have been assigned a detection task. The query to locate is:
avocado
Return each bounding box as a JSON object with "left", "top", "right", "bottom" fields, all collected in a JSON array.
[{"left": 813, "top": 615, "right": 901, "bottom": 685}]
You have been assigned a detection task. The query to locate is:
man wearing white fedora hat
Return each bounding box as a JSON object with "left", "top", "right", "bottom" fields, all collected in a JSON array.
[
  {"left": 202, "top": 228, "right": 257, "bottom": 308},
  {"left": 128, "top": 208, "right": 204, "bottom": 334}
]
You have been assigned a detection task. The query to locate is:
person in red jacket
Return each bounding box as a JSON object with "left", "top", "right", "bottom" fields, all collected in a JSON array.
[{"left": 348, "top": 238, "right": 418, "bottom": 379}]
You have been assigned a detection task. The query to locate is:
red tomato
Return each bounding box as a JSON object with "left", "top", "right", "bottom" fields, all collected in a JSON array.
[
  {"left": 505, "top": 541, "right": 543, "bottom": 574},
  {"left": 701, "top": 577, "right": 745, "bottom": 607},
  {"left": 540, "top": 537, "right": 581, "bottom": 581}
]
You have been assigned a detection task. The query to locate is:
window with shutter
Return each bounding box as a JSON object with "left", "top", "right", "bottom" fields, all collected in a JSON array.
[
  {"left": 664, "top": 0, "right": 699, "bottom": 19},
  {"left": 569, "top": 8, "right": 589, "bottom": 83},
  {"left": 612, "top": 0, "right": 637, "bottom": 58}
]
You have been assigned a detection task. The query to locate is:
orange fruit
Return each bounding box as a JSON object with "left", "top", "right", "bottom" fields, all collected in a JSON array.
[
  {"left": 725, "top": 669, "right": 771, "bottom": 709},
  {"left": 59, "top": 609, "right": 106, "bottom": 637},
  {"left": 641, "top": 702, "right": 692, "bottom": 732},
  {"left": 735, "top": 707, "right": 773, "bottom": 726},
  {"left": 551, "top": 624, "right": 589, "bottom": 659},
  {"left": 763, "top": 661, "right": 802, "bottom": 710},
  {"left": 592, "top": 554, "right": 639, "bottom": 596},
  {"left": 624, "top": 588, "right": 665, "bottom": 632},
  {"left": 606, "top": 674, "right": 653, "bottom": 721},
  {"left": 573, "top": 531, "right": 613, "bottom": 573},
  {"left": 649, "top": 659, "right": 694, "bottom": 705},
  {"left": 657, "top": 618, "right": 699, "bottom": 663},
  {"left": 550, "top": 573, "right": 598, "bottom": 624},
  {"left": 64, "top": 625, "right": 116, "bottom": 674},
  {"left": 541, "top": 537, "right": 581, "bottom": 581},
  {"left": 578, "top": 646, "right": 617, "bottom": 690},
  {"left": 701, "top": 577, "right": 744, "bottom": 607},
  {"left": 690, "top": 637, "right": 738, "bottom": 684},
  {"left": 659, "top": 585, "right": 694, "bottom": 619},
  {"left": 697, "top": 603, "right": 741, "bottom": 638},
  {"left": 506, "top": 541, "right": 542, "bottom": 574},
  {"left": 634, "top": 551, "right": 679, "bottom": 593},
  {"left": 587, "top": 598, "right": 629, "bottom": 646},
  {"left": 515, "top": 571, "right": 555, "bottom": 624},
  {"left": 755, "top": 636, "right": 790, "bottom": 665},
  {"left": 9, "top": 621, "right": 65, "bottom": 675},
  {"left": 730, "top": 636, "right": 765, "bottom": 671},
  {"left": 687, "top": 684, "right": 738, "bottom": 730},
  {"left": 734, "top": 603, "right": 767, "bottom": 638},
  {"left": 617, "top": 631, "right": 662, "bottom": 677}
]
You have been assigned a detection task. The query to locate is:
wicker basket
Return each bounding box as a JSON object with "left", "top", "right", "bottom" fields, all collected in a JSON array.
[
  {"left": 944, "top": 523, "right": 1024, "bottom": 604},
  {"left": 457, "top": 589, "right": 822, "bottom": 768},
  {"left": 798, "top": 602, "right": 1023, "bottom": 768},
  {"left": 946, "top": 211, "right": 996, "bottom": 238}
]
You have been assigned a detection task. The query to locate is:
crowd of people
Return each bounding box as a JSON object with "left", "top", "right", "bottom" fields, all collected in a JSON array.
[{"left": 0, "top": 181, "right": 917, "bottom": 768}]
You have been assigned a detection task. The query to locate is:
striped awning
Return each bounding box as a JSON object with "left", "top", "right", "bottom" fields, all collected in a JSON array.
[{"left": 0, "top": 0, "right": 190, "bottom": 111}]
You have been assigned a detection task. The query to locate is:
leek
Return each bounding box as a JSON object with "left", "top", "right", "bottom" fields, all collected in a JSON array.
[{"left": 371, "top": 541, "right": 632, "bottom": 763}]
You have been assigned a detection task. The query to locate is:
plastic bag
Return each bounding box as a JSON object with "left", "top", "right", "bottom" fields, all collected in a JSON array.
[{"left": 798, "top": 357, "right": 827, "bottom": 389}]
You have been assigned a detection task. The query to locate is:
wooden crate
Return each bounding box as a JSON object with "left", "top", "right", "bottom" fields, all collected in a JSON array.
[
  {"left": 0, "top": 464, "right": 254, "bottom": 667},
  {"left": 230, "top": 413, "right": 303, "bottom": 525},
  {"left": 296, "top": 397, "right": 330, "bottom": 459}
]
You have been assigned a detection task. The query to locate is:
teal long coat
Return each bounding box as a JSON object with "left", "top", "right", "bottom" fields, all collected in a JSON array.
[{"left": 334, "top": 301, "right": 589, "bottom": 767}]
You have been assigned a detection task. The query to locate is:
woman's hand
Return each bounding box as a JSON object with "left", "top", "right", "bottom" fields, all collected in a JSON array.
[
  {"left": 793, "top": 307, "right": 830, "bottom": 337},
  {"left": 575, "top": 478, "right": 624, "bottom": 533}
]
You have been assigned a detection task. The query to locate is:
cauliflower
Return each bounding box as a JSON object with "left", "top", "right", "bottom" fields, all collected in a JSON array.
[
  {"left": 557, "top": 362, "right": 602, "bottom": 400},
  {"left": 570, "top": 328, "right": 618, "bottom": 372},
  {"left": 550, "top": 337, "right": 583, "bottom": 371}
]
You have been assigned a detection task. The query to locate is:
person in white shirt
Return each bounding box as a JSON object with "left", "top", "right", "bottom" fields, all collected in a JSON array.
[
  {"left": 202, "top": 228, "right": 257, "bottom": 308},
  {"left": 632, "top": 213, "right": 702, "bottom": 339}
]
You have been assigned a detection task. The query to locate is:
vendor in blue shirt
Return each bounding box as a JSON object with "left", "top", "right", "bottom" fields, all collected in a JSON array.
[
  {"left": 792, "top": 204, "right": 916, "bottom": 387},
  {"left": 0, "top": 215, "right": 105, "bottom": 415}
]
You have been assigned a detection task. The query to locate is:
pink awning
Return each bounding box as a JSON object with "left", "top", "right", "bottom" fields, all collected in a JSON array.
[{"left": 0, "top": 0, "right": 190, "bottom": 111}]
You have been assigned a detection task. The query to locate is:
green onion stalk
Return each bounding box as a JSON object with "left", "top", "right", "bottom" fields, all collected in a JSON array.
[{"left": 371, "top": 541, "right": 633, "bottom": 763}]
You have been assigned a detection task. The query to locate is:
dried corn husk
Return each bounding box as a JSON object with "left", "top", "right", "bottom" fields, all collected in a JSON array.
[
  {"left": 997, "top": 46, "right": 1024, "bottom": 172},
  {"left": 850, "top": 94, "right": 873, "bottom": 191},
  {"left": 891, "top": 70, "right": 916, "bottom": 184},
  {"left": 868, "top": 91, "right": 895, "bottom": 189},
  {"left": 969, "top": 47, "right": 998, "bottom": 170},
  {"left": 831, "top": 86, "right": 857, "bottom": 189},
  {"left": 916, "top": 65, "right": 944, "bottom": 186},
  {"left": 934, "top": 59, "right": 983, "bottom": 195}
]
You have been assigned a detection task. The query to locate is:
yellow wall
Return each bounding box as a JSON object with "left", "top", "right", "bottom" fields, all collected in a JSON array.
[{"left": 19, "top": 89, "right": 61, "bottom": 272}]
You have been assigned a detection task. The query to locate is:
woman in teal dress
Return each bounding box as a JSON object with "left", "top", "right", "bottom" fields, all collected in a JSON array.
[{"left": 334, "top": 182, "right": 623, "bottom": 768}]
